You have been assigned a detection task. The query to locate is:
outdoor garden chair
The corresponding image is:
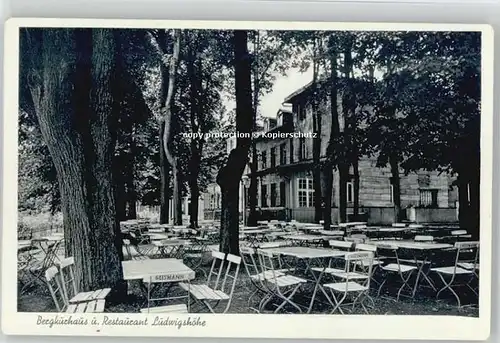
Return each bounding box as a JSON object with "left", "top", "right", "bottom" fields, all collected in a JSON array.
[
  {"left": 128, "top": 232, "right": 155, "bottom": 257},
  {"left": 414, "top": 235, "right": 434, "bottom": 242},
  {"left": 451, "top": 230, "right": 472, "bottom": 239},
  {"left": 123, "top": 239, "right": 150, "bottom": 261},
  {"left": 45, "top": 266, "right": 106, "bottom": 313},
  {"left": 57, "top": 257, "right": 111, "bottom": 305},
  {"left": 179, "top": 251, "right": 241, "bottom": 313},
  {"left": 354, "top": 243, "right": 385, "bottom": 287},
  {"left": 320, "top": 240, "right": 354, "bottom": 271},
  {"left": 436, "top": 230, "right": 472, "bottom": 244},
  {"left": 240, "top": 246, "right": 284, "bottom": 312},
  {"left": 345, "top": 234, "right": 368, "bottom": 244},
  {"left": 256, "top": 249, "right": 307, "bottom": 313},
  {"left": 431, "top": 241, "right": 479, "bottom": 308},
  {"left": 346, "top": 225, "right": 366, "bottom": 237},
  {"left": 322, "top": 251, "right": 374, "bottom": 314},
  {"left": 183, "top": 234, "right": 211, "bottom": 278},
  {"left": 329, "top": 240, "right": 354, "bottom": 251},
  {"left": 21, "top": 240, "right": 62, "bottom": 293},
  {"left": 376, "top": 245, "right": 417, "bottom": 301}
]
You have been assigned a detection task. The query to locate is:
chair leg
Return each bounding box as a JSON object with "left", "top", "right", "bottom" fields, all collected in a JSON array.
[
  {"left": 435, "top": 273, "right": 462, "bottom": 308},
  {"left": 274, "top": 285, "right": 302, "bottom": 314},
  {"left": 330, "top": 290, "right": 347, "bottom": 315},
  {"left": 377, "top": 278, "right": 387, "bottom": 298},
  {"left": 259, "top": 292, "right": 274, "bottom": 312},
  {"left": 397, "top": 272, "right": 415, "bottom": 301}
]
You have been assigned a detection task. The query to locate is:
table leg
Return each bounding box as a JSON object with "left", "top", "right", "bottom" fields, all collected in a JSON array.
[
  {"left": 307, "top": 258, "right": 335, "bottom": 314},
  {"left": 411, "top": 255, "right": 436, "bottom": 297}
]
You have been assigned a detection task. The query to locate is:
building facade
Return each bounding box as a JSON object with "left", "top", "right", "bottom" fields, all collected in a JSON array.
[{"left": 203, "top": 81, "right": 459, "bottom": 225}]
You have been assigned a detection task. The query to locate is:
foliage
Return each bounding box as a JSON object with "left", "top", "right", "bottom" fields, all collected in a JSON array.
[{"left": 18, "top": 110, "right": 60, "bottom": 213}]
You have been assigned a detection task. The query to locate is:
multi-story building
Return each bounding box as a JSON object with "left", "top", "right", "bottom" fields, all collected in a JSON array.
[{"left": 204, "top": 81, "right": 459, "bottom": 225}]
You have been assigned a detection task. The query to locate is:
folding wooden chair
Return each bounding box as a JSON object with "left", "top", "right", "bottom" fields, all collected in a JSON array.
[
  {"left": 256, "top": 249, "right": 307, "bottom": 313},
  {"left": 183, "top": 234, "right": 211, "bottom": 277},
  {"left": 240, "top": 246, "right": 282, "bottom": 313},
  {"left": 322, "top": 251, "right": 374, "bottom": 314},
  {"left": 414, "top": 235, "right": 434, "bottom": 242},
  {"left": 45, "top": 266, "right": 105, "bottom": 313},
  {"left": 128, "top": 233, "right": 155, "bottom": 257},
  {"left": 21, "top": 240, "right": 62, "bottom": 293},
  {"left": 179, "top": 251, "right": 241, "bottom": 313},
  {"left": 57, "top": 257, "right": 111, "bottom": 306},
  {"left": 123, "top": 239, "right": 150, "bottom": 261},
  {"left": 376, "top": 245, "right": 417, "bottom": 301},
  {"left": 431, "top": 241, "right": 479, "bottom": 308},
  {"left": 345, "top": 234, "right": 367, "bottom": 244},
  {"left": 355, "top": 243, "right": 384, "bottom": 287}
]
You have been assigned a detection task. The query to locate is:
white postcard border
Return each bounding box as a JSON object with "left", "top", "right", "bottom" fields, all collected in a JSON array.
[{"left": 1, "top": 18, "right": 494, "bottom": 340}]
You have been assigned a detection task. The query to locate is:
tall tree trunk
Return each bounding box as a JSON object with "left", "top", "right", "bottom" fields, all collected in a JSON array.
[
  {"left": 343, "top": 37, "right": 359, "bottom": 220},
  {"left": 216, "top": 30, "right": 253, "bottom": 254},
  {"left": 158, "top": 53, "right": 170, "bottom": 224},
  {"left": 114, "top": 155, "right": 127, "bottom": 221},
  {"left": 186, "top": 37, "right": 205, "bottom": 229},
  {"left": 189, "top": 170, "right": 200, "bottom": 228},
  {"left": 25, "top": 28, "right": 124, "bottom": 294},
  {"left": 311, "top": 40, "right": 323, "bottom": 224},
  {"left": 384, "top": 59, "right": 402, "bottom": 224},
  {"left": 159, "top": 122, "right": 170, "bottom": 224},
  {"left": 389, "top": 153, "right": 402, "bottom": 222},
  {"left": 247, "top": 31, "right": 260, "bottom": 227},
  {"left": 321, "top": 166, "right": 333, "bottom": 229},
  {"left": 161, "top": 29, "right": 182, "bottom": 225},
  {"left": 324, "top": 38, "right": 339, "bottom": 227},
  {"left": 172, "top": 168, "right": 183, "bottom": 225},
  {"left": 247, "top": 143, "right": 258, "bottom": 226},
  {"left": 125, "top": 128, "right": 137, "bottom": 219},
  {"left": 312, "top": 93, "right": 323, "bottom": 223}
]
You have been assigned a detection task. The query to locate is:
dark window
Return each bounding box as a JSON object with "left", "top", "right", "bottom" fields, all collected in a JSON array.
[
  {"left": 280, "top": 144, "right": 287, "bottom": 165},
  {"left": 270, "top": 147, "right": 276, "bottom": 168},
  {"left": 261, "top": 184, "right": 268, "bottom": 207},
  {"left": 261, "top": 151, "right": 267, "bottom": 170},
  {"left": 290, "top": 138, "right": 294, "bottom": 163},
  {"left": 279, "top": 182, "right": 286, "bottom": 207},
  {"left": 299, "top": 138, "right": 306, "bottom": 160},
  {"left": 420, "top": 189, "right": 438, "bottom": 208},
  {"left": 270, "top": 183, "right": 277, "bottom": 207}
]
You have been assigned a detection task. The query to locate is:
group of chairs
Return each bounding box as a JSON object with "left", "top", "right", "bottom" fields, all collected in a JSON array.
[
  {"left": 239, "top": 237, "right": 480, "bottom": 315},
  {"left": 240, "top": 243, "right": 376, "bottom": 314}
]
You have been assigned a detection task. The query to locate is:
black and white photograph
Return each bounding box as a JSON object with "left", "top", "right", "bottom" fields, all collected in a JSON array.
[{"left": 2, "top": 18, "right": 493, "bottom": 339}]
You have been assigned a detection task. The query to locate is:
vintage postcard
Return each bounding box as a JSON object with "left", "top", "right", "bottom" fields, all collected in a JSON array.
[{"left": 2, "top": 18, "right": 493, "bottom": 340}]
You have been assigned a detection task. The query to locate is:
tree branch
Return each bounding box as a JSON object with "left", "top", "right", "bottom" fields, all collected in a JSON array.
[{"left": 146, "top": 30, "right": 170, "bottom": 68}]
